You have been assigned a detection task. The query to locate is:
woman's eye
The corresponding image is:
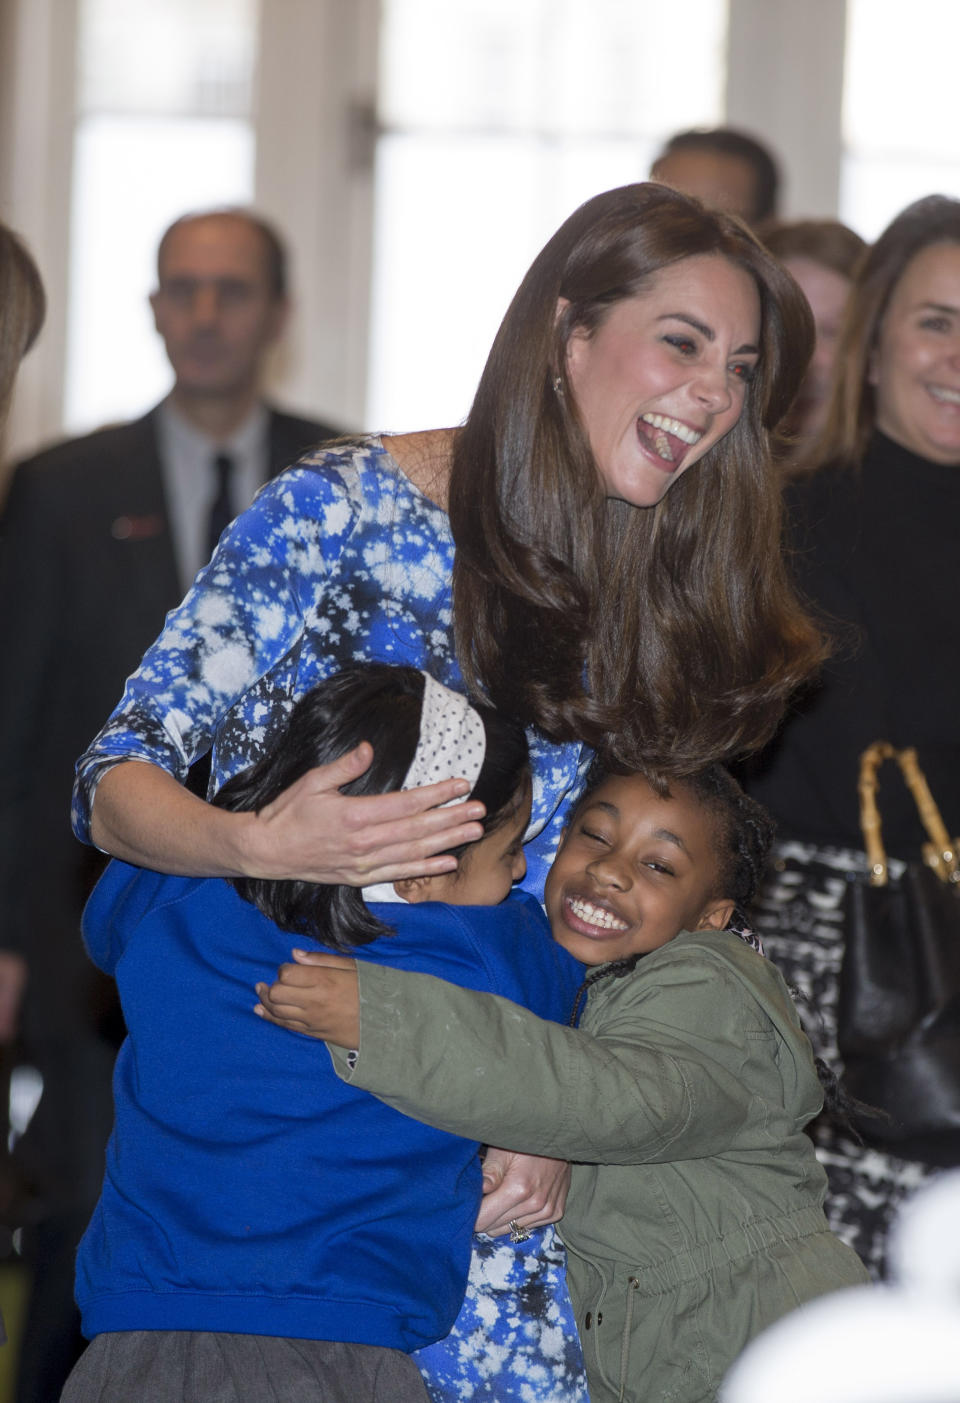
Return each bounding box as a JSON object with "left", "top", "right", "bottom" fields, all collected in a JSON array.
[
  {"left": 730, "top": 361, "right": 757, "bottom": 383},
  {"left": 664, "top": 335, "right": 697, "bottom": 356},
  {"left": 919, "top": 314, "right": 952, "bottom": 333}
]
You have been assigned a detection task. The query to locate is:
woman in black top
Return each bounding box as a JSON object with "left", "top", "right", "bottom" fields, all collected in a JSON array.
[{"left": 747, "top": 195, "right": 960, "bottom": 1277}]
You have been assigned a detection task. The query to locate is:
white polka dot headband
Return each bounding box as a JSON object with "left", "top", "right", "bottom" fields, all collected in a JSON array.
[{"left": 402, "top": 672, "right": 486, "bottom": 803}]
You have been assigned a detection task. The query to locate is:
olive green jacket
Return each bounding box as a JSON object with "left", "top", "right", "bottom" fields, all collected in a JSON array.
[{"left": 332, "top": 929, "right": 869, "bottom": 1403}]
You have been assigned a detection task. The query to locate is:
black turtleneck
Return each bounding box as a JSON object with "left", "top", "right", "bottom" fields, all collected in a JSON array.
[{"left": 745, "top": 431, "right": 960, "bottom": 857}]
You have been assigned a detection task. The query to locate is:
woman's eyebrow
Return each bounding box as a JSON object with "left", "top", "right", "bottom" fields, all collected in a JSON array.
[
  {"left": 658, "top": 312, "right": 714, "bottom": 339},
  {"left": 656, "top": 312, "right": 759, "bottom": 355},
  {"left": 916, "top": 299, "right": 959, "bottom": 316}
]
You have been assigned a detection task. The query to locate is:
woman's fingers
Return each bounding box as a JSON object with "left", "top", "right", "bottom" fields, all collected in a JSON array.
[
  {"left": 244, "top": 749, "right": 487, "bottom": 886},
  {"left": 475, "top": 1151, "right": 571, "bottom": 1235}
]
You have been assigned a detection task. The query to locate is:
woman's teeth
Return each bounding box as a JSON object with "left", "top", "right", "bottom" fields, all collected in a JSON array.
[
  {"left": 568, "top": 896, "right": 628, "bottom": 931},
  {"left": 641, "top": 413, "right": 703, "bottom": 446}
]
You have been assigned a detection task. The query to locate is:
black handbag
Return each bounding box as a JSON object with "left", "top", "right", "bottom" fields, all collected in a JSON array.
[{"left": 837, "top": 741, "right": 960, "bottom": 1166}]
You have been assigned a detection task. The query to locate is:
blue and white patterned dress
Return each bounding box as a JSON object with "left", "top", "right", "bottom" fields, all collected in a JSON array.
[{"left": 73, "top": 437, "right": 590, "bottom": 1402}]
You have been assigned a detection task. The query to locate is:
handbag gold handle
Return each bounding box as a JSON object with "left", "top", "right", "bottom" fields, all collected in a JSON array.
[{"left": 857, "top": 741, "right": 960, "bottom": 887}]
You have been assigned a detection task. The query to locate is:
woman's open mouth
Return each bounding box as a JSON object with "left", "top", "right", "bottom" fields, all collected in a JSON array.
[
  {"left": 928, "top": 384, "right": 960, "bottom": 408},
  {"left": 638, "top": 413, "right": 704, "bottom": 470}
]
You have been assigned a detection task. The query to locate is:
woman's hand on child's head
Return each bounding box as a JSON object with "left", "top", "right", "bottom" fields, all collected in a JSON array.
[
  {"left": 240, "top": 743, "right": 486, "bottom": 888},
  {"left": 254, "top": 950, "right": 360, "bottom": 1048},
  {"left": 475, "top": 1148, "right": 571, "bottom": 1237}
]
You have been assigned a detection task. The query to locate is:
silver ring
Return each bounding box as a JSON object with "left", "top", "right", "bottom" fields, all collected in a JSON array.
[{"left": 509, "top": 1219, "right": 532, "bottom": 1244}]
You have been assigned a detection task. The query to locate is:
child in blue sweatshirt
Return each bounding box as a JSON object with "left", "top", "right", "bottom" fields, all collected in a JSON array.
[{"left": 63, "top": 663, "right": 585, "bottom": 1403}]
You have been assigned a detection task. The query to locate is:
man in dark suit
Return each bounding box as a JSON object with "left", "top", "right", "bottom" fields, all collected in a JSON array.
[{"left": 0, "top": 207, "right": 339, "bottom": 1403}]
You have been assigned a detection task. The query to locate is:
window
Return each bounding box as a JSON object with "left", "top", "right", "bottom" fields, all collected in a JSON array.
[
  {"left": 841, "top": 0, "right": 960, "bottom": 240},
  {"left": 64, "top": 0, "right": 259, "bottom": 433},
  {"left": 368, "top": 0, "right": 727, "bottom": 431}
]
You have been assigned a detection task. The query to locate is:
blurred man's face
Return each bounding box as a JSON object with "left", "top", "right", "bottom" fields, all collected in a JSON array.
[
  {"left": 652, "top": 149, "right": 761, "bottom": 226},
  {"left": 150, "top": 216, "right": 287, "bottom": 401}
]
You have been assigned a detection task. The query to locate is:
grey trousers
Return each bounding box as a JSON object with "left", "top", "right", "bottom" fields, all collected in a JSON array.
[{"left": 59, "top": 1331, "right": 432, "bottom": 1403}]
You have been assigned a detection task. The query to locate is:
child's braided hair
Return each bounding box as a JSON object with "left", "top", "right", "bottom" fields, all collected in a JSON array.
[{"left": 678, "top": 763, "right": 775, "bottom": 915}]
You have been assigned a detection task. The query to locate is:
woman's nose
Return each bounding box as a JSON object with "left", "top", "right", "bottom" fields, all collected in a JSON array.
[{"left": 693, "top": 360, "right": 733, "bottom": 413}]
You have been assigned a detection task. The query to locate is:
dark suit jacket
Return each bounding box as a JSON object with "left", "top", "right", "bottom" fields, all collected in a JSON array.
[{"left": 0, "top": 403, "right": 337, "bottom": 1033}]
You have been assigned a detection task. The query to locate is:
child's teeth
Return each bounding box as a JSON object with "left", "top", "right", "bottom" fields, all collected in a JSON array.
[{"left": 569, "top": 897, "right": 627, "bottom": 931}]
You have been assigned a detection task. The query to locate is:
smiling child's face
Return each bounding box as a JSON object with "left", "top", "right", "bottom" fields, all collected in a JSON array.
[{"left": 544, "top": 773, "right": 734, "bottom": 966}]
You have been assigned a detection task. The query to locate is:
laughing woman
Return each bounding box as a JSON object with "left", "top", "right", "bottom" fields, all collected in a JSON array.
[{"left": 71, "top": 183, "right": 822, "bottom": 1401}]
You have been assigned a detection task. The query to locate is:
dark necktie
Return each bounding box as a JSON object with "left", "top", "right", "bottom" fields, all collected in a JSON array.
[{"left": 207, "top": 452, "right": 235, "bottom": 557}]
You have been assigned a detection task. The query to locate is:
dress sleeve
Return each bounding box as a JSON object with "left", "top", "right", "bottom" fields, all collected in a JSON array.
[
  {"left": 328, "top": 956, "right": 765, "bottom": 1165},
  {"left": 72, "top": 463, "right": 360, "bottom": 842}
]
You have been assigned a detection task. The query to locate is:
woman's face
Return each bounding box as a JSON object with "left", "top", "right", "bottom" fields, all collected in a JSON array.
[
  {"left": 782, "top": 256, "right": 852, "bottom": 439},
  {"left": 870, "top": 240, "right": 960, "bottom": 466},
  {"left": 564, "top": 253, "right": 761, "bottom": 507}
]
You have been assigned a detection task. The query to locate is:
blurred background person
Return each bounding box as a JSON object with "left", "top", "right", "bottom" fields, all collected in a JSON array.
[
  {"left": 0, "top": 219, "right": 45, "bottom": 1353},
  {"left": 0, "top": 218, "right": 44, "bottom": 1114},
  {"left": 744, "top": 194, "right": 960, "bottom": 1279},
  {"left": 0, "top": 218, "right": 44, "bottom": 1163},
  {"left": 0, "top": 223, "right": 44, "bottom": 435},
  {"left": 650, "top": 126, "right": 781, "bottom": 228},
  {"left": 0, "top": 206, "right": 339, "bottom": 1403},
  {"left": 763, "top": 219, "right": 868, "bottom": 455}
]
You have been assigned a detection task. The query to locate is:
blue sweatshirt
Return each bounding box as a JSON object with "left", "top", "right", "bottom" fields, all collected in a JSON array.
[{"left": 77, "top": 866, "right": 582, "bottom": 1350}]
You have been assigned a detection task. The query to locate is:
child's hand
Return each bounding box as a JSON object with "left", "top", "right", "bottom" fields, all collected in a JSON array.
[{"left": 254, "top": 950, "right": 359, "bottom": 1048}]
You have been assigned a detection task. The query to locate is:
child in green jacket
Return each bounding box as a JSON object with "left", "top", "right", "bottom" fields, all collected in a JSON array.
[{"left": 257, "top": 764, "right": 870, "bottom": 1403}]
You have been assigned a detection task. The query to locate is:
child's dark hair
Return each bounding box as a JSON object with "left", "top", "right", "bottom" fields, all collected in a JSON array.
[
  {"left": 676, "top": 764, "right": 775, "bottom": 916},
  {"left": 212, "top": 663, "right": 530, "bottom": 950}
]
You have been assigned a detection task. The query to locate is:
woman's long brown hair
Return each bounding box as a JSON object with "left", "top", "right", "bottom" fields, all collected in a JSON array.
[{"left": 449, "top": 182, "right": 825, "bottom": 780}]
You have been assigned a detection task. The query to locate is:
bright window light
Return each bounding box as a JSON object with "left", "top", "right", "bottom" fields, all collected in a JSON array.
[
  {"left": 841, "top": 0, "right": 960, "bottom": 241},
  {"left": 63, "top": 0, "right": 258, "bottom": 435},
  {"left": 368, "top": 0, "right": 727, "bottom": 433}
]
